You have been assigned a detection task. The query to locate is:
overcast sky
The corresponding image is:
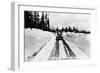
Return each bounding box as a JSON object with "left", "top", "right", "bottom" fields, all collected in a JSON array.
[{"left": 48, "top": 12, "right": 91, "bottom": 30}]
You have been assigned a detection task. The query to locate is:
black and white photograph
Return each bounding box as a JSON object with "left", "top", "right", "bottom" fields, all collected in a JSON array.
[{"left": 24, "top": 10, "right": 91, "bottom": 62}]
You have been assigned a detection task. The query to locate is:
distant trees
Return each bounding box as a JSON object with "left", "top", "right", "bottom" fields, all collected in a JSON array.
[
  {"left": 50, "top": 26, "right": 90, "bottom": 34},
  {"left": 58, "top": 26, "right": 90, "bottom": 34}
]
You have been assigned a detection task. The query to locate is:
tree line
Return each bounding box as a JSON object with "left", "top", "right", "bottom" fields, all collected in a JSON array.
[{"left": 24, "top": 11, "right": 90, "bottom": 34}]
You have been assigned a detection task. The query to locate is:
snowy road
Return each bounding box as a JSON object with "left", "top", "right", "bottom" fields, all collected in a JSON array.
[
  {"left": 30, "top": 35, "right": 88, "bottom": 61},
  {"left": 64, "top": 39, "right": 89, "bottom": 59},
  {"left": 32, "top": 36, "right": 56, "bottom": 61}
]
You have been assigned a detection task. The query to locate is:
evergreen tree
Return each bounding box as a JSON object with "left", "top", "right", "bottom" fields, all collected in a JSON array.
[
  {"left": 45, "top": 13, "right": 50, "bottom": 30},
  {"left": 40, "top": 12, "right": 45, "bottom": 30},
  {"left": 68, "top": 26, "right": 73, "bottom": 32},
  {"left": 24, "top": 11, "right": 33, "bottom": 29},
  {"left": 33, "top": 11, "right": 40, "bottom": 28},
  {"left": 62, "top": 27, "right": 64, "bottom": 32},
  {"left": 65, "top": 27, "right": 68, "bottom": 32}
]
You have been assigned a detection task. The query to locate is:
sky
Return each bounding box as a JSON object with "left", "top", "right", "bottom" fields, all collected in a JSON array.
[{"left": 48, "top": 12, "right": 91, "bottom": 30}]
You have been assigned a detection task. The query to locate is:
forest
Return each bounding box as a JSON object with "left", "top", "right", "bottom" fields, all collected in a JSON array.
[{"left": 24, "top": 11, "right": 90, "bottom": 34}]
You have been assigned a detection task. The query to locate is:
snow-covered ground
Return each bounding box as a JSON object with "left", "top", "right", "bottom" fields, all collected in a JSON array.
[
  {"left": 24, "top": 28, "right": 54, "bottom": 61},
  {"left": 24, "top": 28, "right": 90, "bottom": 62},
  {"left": 63, "top": 32, "right": 91, "bottom": 56},
  {"left": 31, "top": 36, "right": 56, "bottom": 62},
  {"left": 26, "top": 33, "right": 89, "bottom": 61}
]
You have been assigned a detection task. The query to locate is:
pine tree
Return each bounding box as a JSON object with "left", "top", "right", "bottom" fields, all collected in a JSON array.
[
  {"left": 45, "top": 13, "right": 50, "bottom": 30},
  {"left": 24, "top": 11, "right": 33, "bottom": 29},
  {"left": 40, "top": 12, "right": 45, "bottom": 30},
  {"left": 68, "top": 26, "right": 72, "bottom": 32},
  {"left": 33, "top": 11, "right": 40, "bottom": 28},
  {"left": 62, "top": 27, "right": 64, "bottom": 32},
  {"left": 65, "top": 27, "right": 68, "bottom": 32}
]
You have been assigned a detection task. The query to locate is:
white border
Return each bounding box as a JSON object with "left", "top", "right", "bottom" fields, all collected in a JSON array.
[{"left": 11, "top": 2, "right": 97, "bottom": 71}]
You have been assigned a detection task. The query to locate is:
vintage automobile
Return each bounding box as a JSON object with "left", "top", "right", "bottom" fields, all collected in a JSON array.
[{"left": 56, "top": 30, "right": 63, "bottom": 40}]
